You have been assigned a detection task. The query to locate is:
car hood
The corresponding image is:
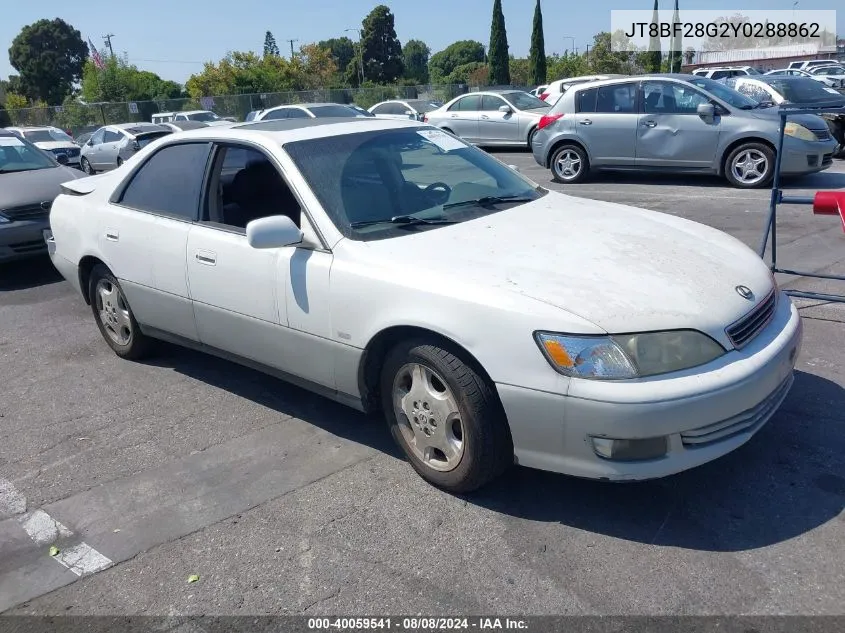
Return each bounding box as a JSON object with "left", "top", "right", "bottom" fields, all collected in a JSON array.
[
  {"left": 357, "top": 192, "right": 774, "bottom": 339},
  {"left": 744, "top": 108, "right": 830, "bottom": 128},
  {"left": 0, "top": 166, "right": 84, "bottom": 210},
  {"left": 34, "top": 141, "right": 77, "bottom": 151}
]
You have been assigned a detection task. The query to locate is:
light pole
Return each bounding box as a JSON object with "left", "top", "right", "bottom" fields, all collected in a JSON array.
[
  {"left": 345, "top": 28, "right": 365, "bottom": 85},
  {"left": 563, "top": 36, "right": 575, "bottom": 56}
]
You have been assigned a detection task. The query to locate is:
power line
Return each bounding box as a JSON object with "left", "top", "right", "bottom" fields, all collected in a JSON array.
[
  {"left": 128, "top": 58, "right": 206, "bottom": 65},
  {"left": 285, "top": 38, "right": 299, "bottom": 59}
]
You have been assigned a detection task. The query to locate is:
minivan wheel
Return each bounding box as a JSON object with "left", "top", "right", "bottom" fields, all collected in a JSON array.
[
  {"left": 550, "top": 144, "right": 588, "bottom": 183},
  {"left": 380, "top": 338, "right": 513, "bottom": 493},
  {"left": 81, "top": 157, "right": 94, "bottom": 175},
  {"left": 88, "top": 264, "right": 152, "bottom": 360},
  {"left": 724, "top": 142, "right": 774, "bottom": 188}
]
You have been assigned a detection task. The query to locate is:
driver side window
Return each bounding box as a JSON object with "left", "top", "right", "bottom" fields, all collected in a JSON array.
[{"left": 91, "top": 129, "right": 105, "bottom": 145}]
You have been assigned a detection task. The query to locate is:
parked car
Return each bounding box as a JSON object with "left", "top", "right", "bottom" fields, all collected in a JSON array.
[
  {"left": 805, "top": 65, "right": 845, "bottom": 88},
  {"left": 424, "top": 90, "right": 551, "bottom": 148},
  {"left": 152, "top": 110, "right": 235, "bottom": 125},
  {"left": 788, "top": 60, "right": 844, "bottom": 71},
  {"left": 692, "top": 66, "right": 760, "bottom": 80},
  {"left": 74, "top": 131, "right": 94, "bottom": 147},
  {"left": 723, "top": 75, "right": 845, "bottom": 157},
  {"left": 347, "top": 104, "right": 375, "bottom": 117},
  {"left": 764, "top": 68, "right": 842, "bottom": 88},
  {"left": 4, "top": 126, "right": 82, "bottom": 169},
  {"left": 80, "top": 123, "right": 173, "bottom": 174},
  {"left": 253, "top": 103, "right": 369, "bottom": 121},
  {"left": 368, "top": 99, "right": 441, "bottom": 121},
  {"left": 159, "top": 120, "right": 211, "bottom": 133},
  {"left": 532, "top": 74, "right": 836, "bottom": 188},
  {"left": 0, "top": 129, "right": 83, "bottom": 263},
  {"left": 538, "top": 75, "right": 628, "bottom": 104},
  {"left": 45, "top": 118, "right": 803, "bottom": 492},
  {"left": 530, "top": 85, "right": 548, "bottom": 98}
]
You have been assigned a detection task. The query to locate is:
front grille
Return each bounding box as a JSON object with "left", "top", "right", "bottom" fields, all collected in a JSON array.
[
  {"left": 1, "top": 203, "right": 50, "bottom": 221},
  {"left": 681, "top": 375, "right": 793, "bottom": 447},
  {"left": 811, "top": 128, "right": 832, "bottom": 141},
  {"left": 822, "top": 153, "right": 833, "bottom": 166},
  {"left": 51, "top": 147, "right": 80, "bottom": 158},
  {"left": 9, "top": 239, "right": 47, "bottom": 254},
  {"left": 725, "top": 289, "right": 777, "bottom": 348}
]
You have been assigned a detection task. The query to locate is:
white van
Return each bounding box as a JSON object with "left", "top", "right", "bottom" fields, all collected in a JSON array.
[{"left": 151, "top": 112, "right": 176, "bottom": 124}]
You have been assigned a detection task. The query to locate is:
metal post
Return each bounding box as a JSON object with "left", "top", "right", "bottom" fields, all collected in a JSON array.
[{"left": 758, "top": 109, "right": 788, "bottom": 264}]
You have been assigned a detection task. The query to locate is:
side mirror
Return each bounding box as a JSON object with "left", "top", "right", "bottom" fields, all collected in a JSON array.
[
  {"left": 86, "top": 139, "right": 94, "bottom": 146},
  {"left": 246, "top": 215, "right": 303, "bottom": 249},
  {"left": 498, "top": 104, "right": 512, "bottom": 113},
  {"left": 56, "top": 153, "right": 69, "bottom": 165},
  {"left": 697, "top": 103, "right": 716, "bottom": 120},
  {"left": 508, "top": 164, "right": 520, "bottom": 172}
]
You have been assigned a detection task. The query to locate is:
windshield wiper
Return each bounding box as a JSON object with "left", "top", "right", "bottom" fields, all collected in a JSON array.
[
  {"left": 350, "top": 215, "right": 460, "bottom": 228},
  {"left": 442, "top": 194, "right": 536, "bottom": 210}
]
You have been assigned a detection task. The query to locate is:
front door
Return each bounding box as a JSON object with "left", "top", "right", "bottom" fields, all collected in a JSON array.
[
  {"left": 478, "top": 94, "right": 519, "bottom": 143},
  {"left": 100, "top": 141, "right": 212, "bottom": 340},
  {"left": 636, "top": 80, "right": 722, "bottom": 168},
  {"left": 443, "top": 94, "right": 481, "bottom": 141},
  {"left": 573, "top": 82, "right": 640, "bottom": 166}
]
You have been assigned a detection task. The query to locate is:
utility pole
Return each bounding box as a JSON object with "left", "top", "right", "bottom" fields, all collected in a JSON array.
[
  {"left": 286, "top": 39, "right": 299, "bottom": 59},
  {"left": 102, "top": 33, "right": 116, "bottom": 58},
  {"left": 345, "top": 28, "right": 365, "bottom": 86},
  {"left": 563, "top": 36, "right": 575, "bottom": 56}
]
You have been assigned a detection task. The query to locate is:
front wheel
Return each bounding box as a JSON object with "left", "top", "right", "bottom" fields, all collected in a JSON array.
[
  {"left": 116, "top": 157, "right": 123, "bottom": 167},
  {"left": 88, "top": 264, "right": 152, "bottom": 360},
  {"left": 380, "top": 339, "right": 513, "bottom": 493},
  {"left": 527, "top": 127, "right": 538, "bottom": 149},
  {"left": 724, "top": 142, "right": 775, "bottom": 188},
  {"left": 80, "top": 157, "right": 95, "bottom": 175},
  {"left": 550, "top": 143, "right": 588, "bottom": 183}
]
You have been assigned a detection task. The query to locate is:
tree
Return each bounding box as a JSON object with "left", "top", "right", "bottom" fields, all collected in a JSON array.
[
  {"left": 403, "top": 39, "right": 430, "bottom": 84},
  {"left": 318, "top": 37, "right": 356, "bottom": 80},
  {"left": 646, "top": 0, "right": 662, "bottom": 73},
  {"left": 81, "top": 57, "right": 183, "bottom": 103},
  {"left": 509, "top": 57, "right": 530, "bottom": 86},
  {"left": 9, "top": 18, "right": 88, "bottom": 104},
  {"left": 488, "top": 0, "right": 510, "bottom": 85},
  {"left": 447, "top": 62, "right": 487, "bottom": 84},
  {"left": 528, "top": 0, "right": 546, "bottom": 85},
  {"left": 0, "top": 104, "right": 10, "bottom": 127},
  {"left": 359, "top": 5, "right": 404, "bottom": 83},
  {"left": 294, "top": 44, "right": 338, "bottom": 89},
  {"left": 547, "top": 52, "right": 589, "bottom": 81},
  {"left": 263, "top": 31, "right": 280, "bottom": 57},
  {"left": 429, "top": 41, "right": 485, "bottom": 83}
]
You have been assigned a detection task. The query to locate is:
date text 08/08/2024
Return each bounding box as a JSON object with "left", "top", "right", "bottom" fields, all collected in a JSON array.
[
  {"left": 624, "top": 21, "right": 822, "bottom": 39},
  {"left": 307, "top": 617, "right": 529, "bottom": 630}
]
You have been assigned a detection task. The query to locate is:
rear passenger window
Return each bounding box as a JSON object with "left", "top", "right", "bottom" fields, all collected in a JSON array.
[
  {"left": 577, "top": 88, "right": 597, "bottom": 113},
  {"left": 118, "top": 142, "right": 211, "bottom": 221},
  {"left": 595, "top": 84, "right": 637, "bottom": 113}
]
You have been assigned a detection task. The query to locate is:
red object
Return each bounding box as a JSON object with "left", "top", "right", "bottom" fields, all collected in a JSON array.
[
  {"left": 539, "top": 93, "right": 550, "bottom": 101},
  {"left": 538, "top": 113, "right": 564, "bottom": 130},
  {"left": 813, "top": 191, "right": 845, "bottom": 233},
  {"left": 423, "top": 114, "right": 428, "bottom": 123}
]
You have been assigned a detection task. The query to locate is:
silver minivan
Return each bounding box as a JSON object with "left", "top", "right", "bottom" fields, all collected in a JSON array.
[{"left": 531, "top": 73, "right": 837, "bottom": 188}]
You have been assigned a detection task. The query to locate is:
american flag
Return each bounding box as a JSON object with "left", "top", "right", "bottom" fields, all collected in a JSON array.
[{"left": 88, "top": 38, "right": 105, "bottom": 69}]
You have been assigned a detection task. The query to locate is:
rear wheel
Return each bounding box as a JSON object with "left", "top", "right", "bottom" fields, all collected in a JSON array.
[
  {"left": 116, "top": 157, "right": 123, "bottom": 167},
  {"left": 550, "top": 143, "right": 588, "bottom": 183},
  {"left": 380, "top": 338, "right": 513, "bottom": 493},
  {"left": 527, "top": 127, "right": 538, "bottom": 149},
  {"left": 724, "top": 142, "right": 774, "bottom": 188},
  {"left": 88, "top": 264, "right": 152, "bottom": 360},
  {"left": 80, "top": 157, "right": 94, "bottom": 175}
]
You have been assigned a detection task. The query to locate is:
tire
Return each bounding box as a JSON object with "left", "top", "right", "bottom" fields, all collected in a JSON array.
[
  {"left": 550, "top": 143, "right": 589, "bottom": 184},
  {"left": 80, "top": 157, "right": 95, "bottom": 175},
  {"left": 527, "top": 127, "right": 538, "bottom": 150},
  {"left": 116, "top": 157, "right": 123, "bottom": 167},
  {"left": 723, "top": 142, "right": 775, "bottom": 188},
  {"left": 828, "top": 120, "right": 845, "bottom": 158},
  {"left": 88, "top": 264, "right": 152, "bottom": 360},
  {"left": 380, "top": 338, "right": 513, "bottom": 493}
]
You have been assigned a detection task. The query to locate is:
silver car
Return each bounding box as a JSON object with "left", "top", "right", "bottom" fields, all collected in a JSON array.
[
  {"left": 424, "top": 90, "right": 551, "bottom": 148},
  {"left": 532, "top": 74, "right": 837, "bottom": 188},
  {"left": 368, "top": 99, "right": 441, "bottom": 121},
  {"left": 80, "top": 123, "right": 173, "bottom": 174}
]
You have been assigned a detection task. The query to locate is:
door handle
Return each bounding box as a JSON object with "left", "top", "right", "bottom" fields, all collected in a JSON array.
[
  {"left": 450, "top": 114, "right": 459, "bottom": 118},
  {"left": 642, "top": 120, "right": 657, "bottom": 128},
  {"left": 481, "top": 115, "right": 490, "bottom": 119},
  {"left": 579, "top": 119, "right": 593, "bottom": 125},
  {"left": 105, "top": 230, "right": 119, "bottom": 241},
  {"left": 195, "top": 250, "right": 217, "bottom": 265}
]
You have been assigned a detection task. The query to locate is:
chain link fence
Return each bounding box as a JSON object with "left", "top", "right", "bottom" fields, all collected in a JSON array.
[{"left": 3, "top": 84, "right": 490, "bottom": 136}]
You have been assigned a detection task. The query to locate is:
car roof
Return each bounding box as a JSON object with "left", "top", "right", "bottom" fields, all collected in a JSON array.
[
  {"left": 5, "top": 125, "right": 58, "bottom": 131},
  {"left": 267, "top": 102, "right": 355, "bottom": 110},
  {"left": 109, "top": 123, "right": 173, "bottom": 135}
]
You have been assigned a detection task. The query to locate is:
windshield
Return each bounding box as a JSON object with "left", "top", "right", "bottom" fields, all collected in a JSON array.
[
  {"left": 766, "top": 78, "right": 845, "bottom": 104},
  {"left": 406, "top": 100, "right": 440, "bottom": 113},
  {"left": 136, "top": 131, "right": 172, "bottom": 148},
  {"left": 309, "top": 105, "right": 362, "bottom": 118},
  {"left": 502, "top": 91, "right": 550, "bottom": 111},
  {"left": 0, "top": 135, "right": 56, "bottom": 173},
  {"left": 23, "top": 128, "right": 73, "bottom": 143},
  {"left": 188, "top": 111, "right": 221, "bottom": 122},
  {"left": 283, "top": 127, "right": 545, "bottom": 241},
  {"left": 684, "top": 76, "right": 760, "bottom": 109},
  {"left": 811, "top": 66, "right": 845, "bottom": 76}
]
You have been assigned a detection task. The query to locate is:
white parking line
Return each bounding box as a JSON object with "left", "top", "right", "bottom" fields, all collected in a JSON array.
[
  {"left": 53, "top": 543, "right": 113, "bottom": 576},
  {"left": 18, "top": 509, "right": 73, "bottom": 544},
  {"left": 0, "top": 478, "right": 26, "bottom": 518}
]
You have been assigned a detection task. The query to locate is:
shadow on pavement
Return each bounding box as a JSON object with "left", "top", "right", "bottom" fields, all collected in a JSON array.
[
  {"left": 146, "top": 340, "right": 844, "bottom": 553},
  {"left": 0, "top": 256, "right": 63, "bottom": 292},
  {"left": 472, "top": 369, "right": 844, "bottom": 552}
]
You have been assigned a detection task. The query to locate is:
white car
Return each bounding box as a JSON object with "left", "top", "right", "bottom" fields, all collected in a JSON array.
[
  {"left": 691, "top": 66, "right": 760, "bottom": 80},
  {"left": 45, "top": 118, "right": 803, "bottom": 492},
  {"left": 5, "top": 126, "right": 81, "bottom": 168},
  {"left": 368, "top": 99, "right": 441, "bottom": 121},
  {"left": 765, "top": 68, "right": 842, "bottom": 88},
  {"left": 254, "top": 103, "right": 368, "bottom": 121},
  {"left": 153, "top": 110, "right": 235, "bottom": 126},
  {"left": 538, "top": 75, "right": 628, "bottom": 105}
]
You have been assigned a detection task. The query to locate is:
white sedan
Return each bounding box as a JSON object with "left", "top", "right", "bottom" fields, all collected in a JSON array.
[{"left": 45, "top": 117, "right": 803, "bottom": 492}]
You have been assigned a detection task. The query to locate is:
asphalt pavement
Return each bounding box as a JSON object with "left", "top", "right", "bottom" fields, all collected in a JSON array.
[{"left": 0, "top": 153, "right": 843, "bottom": 616}]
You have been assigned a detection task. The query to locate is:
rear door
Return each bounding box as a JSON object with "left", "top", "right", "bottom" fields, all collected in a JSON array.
[
  {"left": 573, "top": 82, "right": 639, "bottom": 166},
  {"left": 636, "top": 80, "right": 722, "bottom": 168}
]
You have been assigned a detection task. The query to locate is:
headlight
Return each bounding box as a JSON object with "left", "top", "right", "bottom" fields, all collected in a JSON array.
[
  {"left": 784, "top": 122, "right": 818, "bottom": 142},
  {"left": 535, "top": 330, "right": 726, "bottom": 380},
  {"left": 0, "top": 213, "right": 10, "bottom": 224}
]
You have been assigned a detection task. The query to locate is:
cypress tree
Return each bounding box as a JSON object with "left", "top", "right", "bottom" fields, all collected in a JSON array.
[
  {"left": 488, "top": 0, "right": 510, "bottom": 85},
  {"left": 528, "top": 0, "right": 547, "bottom": 85},
  {"left": 647, "top": 0, "right": 662, "bottom": 72}
]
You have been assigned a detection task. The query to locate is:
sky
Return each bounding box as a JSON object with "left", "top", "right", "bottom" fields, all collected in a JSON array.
[{"left": 2, "top": 0, "right": 843, "bottom": 84}]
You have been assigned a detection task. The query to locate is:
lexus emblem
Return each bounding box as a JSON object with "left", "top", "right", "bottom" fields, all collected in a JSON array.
[{"left": 735, "top": 285, "right": 754, "bottom": 300}]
